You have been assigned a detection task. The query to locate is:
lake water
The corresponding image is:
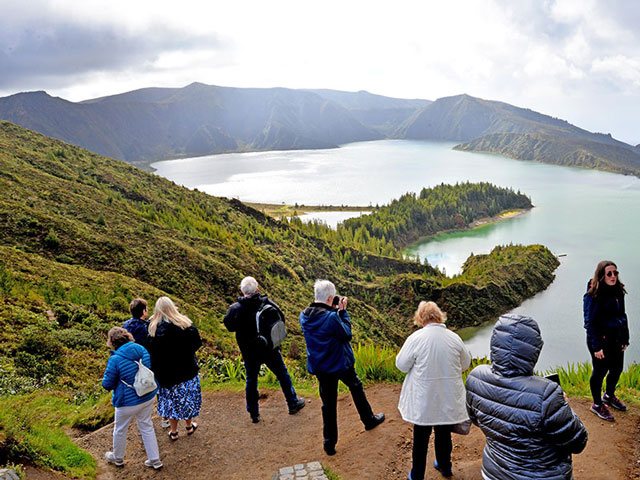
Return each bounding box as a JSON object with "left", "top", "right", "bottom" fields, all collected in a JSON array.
[
  {"left": 152, "top": 140, "right": 639, "bottom": 371},
  {"left": 297, "top": 211, "right": 372, "bottom": 229}
]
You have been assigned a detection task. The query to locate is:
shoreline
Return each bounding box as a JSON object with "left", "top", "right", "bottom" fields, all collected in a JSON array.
[
  {"left": 468, "top": 207, "right": 530, "bottom": 228},
  {"left": 245, "top": 202, "right": 373, "bottom": 217},
  {"left": 403, "top": 207, "right": 532, "bottom": 249}
]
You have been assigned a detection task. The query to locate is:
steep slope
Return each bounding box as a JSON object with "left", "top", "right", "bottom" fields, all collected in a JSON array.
[{"left": 398, "top": 94, "right": 626, "bottom": 146}]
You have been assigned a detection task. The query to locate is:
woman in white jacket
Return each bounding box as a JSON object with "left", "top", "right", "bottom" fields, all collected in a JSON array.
[{"left": 396, "top": 301, "right": 471, "bottom": 480}]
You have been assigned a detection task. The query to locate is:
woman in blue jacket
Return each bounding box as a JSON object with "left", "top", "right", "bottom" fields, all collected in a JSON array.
[
  {"left": 102, "top": 327, "right": 162, "bottom": 469},
  {"left": 583, "top": 260, "right": 629, "bottom": 422}
]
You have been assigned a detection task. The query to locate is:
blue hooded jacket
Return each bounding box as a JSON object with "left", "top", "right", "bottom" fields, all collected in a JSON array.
[
  {"left": 299, "top": 302, "right": 355, "bottom": 375},
  {"left": 102, "top": 341, "right": 157, "bottom": 407},
  {"left": 122, "top": 316, "right": 150, "bottom": 347}
]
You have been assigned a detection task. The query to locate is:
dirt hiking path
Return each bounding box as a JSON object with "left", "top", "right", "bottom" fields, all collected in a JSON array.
[{"left": 73, "top": 385, "right": 640, "bottom": 479}]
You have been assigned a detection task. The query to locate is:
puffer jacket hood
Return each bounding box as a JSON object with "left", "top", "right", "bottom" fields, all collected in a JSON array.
[
  {"left": 466, "top": 314, "right": 588, "bottom": 480},
  {"left": 490, "top": 314, "right": 543, "bottom": 377},
  {"left": 114, "top": 341, "right": 146, "bottom": 361}
]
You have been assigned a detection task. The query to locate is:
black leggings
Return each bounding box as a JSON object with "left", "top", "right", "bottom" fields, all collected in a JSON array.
[
  {"left": 590, "top": 345, "right": 624, "bottom": 405},
  {"left": 410, "top": 424, "right": 452, "bottom": 480}
]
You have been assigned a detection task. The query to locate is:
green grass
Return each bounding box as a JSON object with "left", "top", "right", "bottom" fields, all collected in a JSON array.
[
  {"left": 0, "top": 394, "right": 97, "bottom": 478},
  {"left": 354, "top": 343, "right": 405, "bottom": 383},
  {"left": 542, "top": 361, "right": 640, "bottom": 404},
  {"left": 323, "top": 465, "right": 343, "bottom": 480}
]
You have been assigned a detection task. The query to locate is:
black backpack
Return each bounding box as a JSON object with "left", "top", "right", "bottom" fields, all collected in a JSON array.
[{"left": 255, "top": 298, "right": 287, "bottom": 350}]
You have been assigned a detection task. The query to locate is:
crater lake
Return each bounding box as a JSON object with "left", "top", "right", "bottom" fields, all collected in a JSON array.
[{"left": 152, "top": 140, "right": 639, "bottom": 371}]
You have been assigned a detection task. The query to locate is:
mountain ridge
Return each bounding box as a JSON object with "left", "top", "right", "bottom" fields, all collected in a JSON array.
[{"left": 1, "top": 85, "right": 638, "bottom": 177}]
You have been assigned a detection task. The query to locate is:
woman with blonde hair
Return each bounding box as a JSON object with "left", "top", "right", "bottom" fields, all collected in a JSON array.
[
  {"left": 147, "top": 296, "right": 202, "bottom": 440},
  {"left": 396, "top": 301, "right": 471, "bottom": 479}
]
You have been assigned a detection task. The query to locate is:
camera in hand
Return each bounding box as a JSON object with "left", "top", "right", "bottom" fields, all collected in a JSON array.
[
  {"left": 545, "top": 372, "right": 561, "bottom": 386},
  {"left": 332, "top": 295, "right": 341, "bottom": 307}
]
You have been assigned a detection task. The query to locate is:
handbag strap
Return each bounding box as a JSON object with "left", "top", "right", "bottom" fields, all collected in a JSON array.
[{"left": 119, "top": 358, "right": 143, "bottom": 389}]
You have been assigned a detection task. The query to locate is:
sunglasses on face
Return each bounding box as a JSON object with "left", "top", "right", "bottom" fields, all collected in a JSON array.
[{"left": 606, "top": 270, "right": 619, "bottom": 277}]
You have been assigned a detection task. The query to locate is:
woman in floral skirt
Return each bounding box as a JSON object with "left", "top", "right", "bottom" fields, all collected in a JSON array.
[{"left": 147, "top": 296, "right": 202, "bottom": 440}]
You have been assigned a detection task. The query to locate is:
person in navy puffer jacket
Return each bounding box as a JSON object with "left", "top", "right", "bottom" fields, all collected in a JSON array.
[
  {"left": 583, "top": 260, "right": 629, "bottom": 422},
  {"left": 466, "top": 315, "right": 587, "bottom": 480},
  {"left": 299, "top": 279, "right": 385, "bottom": 456},
  {"left": 102, "top": 327, "right": 162, "bottom": 470}
]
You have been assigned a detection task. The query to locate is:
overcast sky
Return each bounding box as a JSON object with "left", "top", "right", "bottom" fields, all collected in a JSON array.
[{"left": 1, "top": 0, "right": 639, "bottom": 144}]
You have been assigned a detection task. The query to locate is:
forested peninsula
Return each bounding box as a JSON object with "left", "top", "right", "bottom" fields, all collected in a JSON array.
[
  {"left": 0, "top": 121, "right": 559, "bottom": 475},
  {"left": 342, "top": 182, "right": 532, "bottom": 248}
]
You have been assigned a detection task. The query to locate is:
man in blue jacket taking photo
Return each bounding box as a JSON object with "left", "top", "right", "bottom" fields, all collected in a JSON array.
[{"left": 299, "top": 279, "right": 385, "bottom": 456}]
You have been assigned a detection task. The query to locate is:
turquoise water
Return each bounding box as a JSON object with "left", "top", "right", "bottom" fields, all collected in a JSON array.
[{"left": 153, "top": 140, "right": 640, "bottom": 371}]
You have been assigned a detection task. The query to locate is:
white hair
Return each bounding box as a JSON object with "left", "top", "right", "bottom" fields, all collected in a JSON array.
[
  {"left": 240, "top": 276, "right": 259, "bottom": 295},
  {"left": 314, "top": 279, "right": 336, "bottom": 302}
]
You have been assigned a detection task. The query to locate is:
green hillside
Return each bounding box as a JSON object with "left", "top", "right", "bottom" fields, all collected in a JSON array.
[
  {"left": 0, "top": 119, "right": 561, "bottom": 385},
  {"left": 455, "top": 132, "right": 640, "bottom": 177},
  {"left": 399, "top": 94, "right": 640, "bottom": 178},
  {"left": 0, "top": 121, "right": 560, "bottom": 475}
]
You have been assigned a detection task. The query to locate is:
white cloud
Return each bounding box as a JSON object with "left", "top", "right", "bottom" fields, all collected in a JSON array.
[
  {"left": 1, "top": 0, "right": 640, "bottom": 143},
  {"left": 592, "top": 55, "right": 640, "bottom": 89}
]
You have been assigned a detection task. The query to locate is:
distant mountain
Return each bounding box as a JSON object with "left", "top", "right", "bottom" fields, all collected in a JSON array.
[
  {"left": 398, "top": 94, "right": 640, "bottom": 176},
  {"left": 307, "top": 89, "right": 431, "bottom": 135},
  {"left": 0, "top": 83, "right": 389, "bottom": 166},
  {"left": 398, "top": 94, "right": 623, "bottom": 145},
  {"left": 2, "top": 85, "right": 638, "bottom": 177}
]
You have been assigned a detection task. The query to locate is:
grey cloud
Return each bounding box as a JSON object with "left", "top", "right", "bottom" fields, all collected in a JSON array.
[
  {"left": 596, "top": 0, "right": 640, "bottom": 39},
  {"left": 495, "top": 0, "right": 576, "bottom": 41},
  {"left": 0, "top": 10, "right": 224, "bottom": 91}
]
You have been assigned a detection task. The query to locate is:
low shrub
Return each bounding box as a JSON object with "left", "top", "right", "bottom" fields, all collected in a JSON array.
[
  {"left": 13, "top": 330, "right": 64, "bottom": 379},
  {"left": 53, "top": 328, "right": 101, "bottom": 350}
]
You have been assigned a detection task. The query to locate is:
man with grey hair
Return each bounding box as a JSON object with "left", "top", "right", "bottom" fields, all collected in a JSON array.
[
  {"left": 299, "top": 279, "right": 385, "bottom": 456},
  {"left": 224, "top": 276, "right": 305, "bottom": 423}
]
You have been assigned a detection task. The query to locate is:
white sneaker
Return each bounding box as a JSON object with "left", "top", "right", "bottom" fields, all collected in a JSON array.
[
  {"left": 144, "top": 459, "right": 163, "bottom": 470},
  {"left": 161, "top": 418, "right": 170, "bottom": 428},
  {"left": 105, "top": 451, "right": 124, "bottom": 467}
]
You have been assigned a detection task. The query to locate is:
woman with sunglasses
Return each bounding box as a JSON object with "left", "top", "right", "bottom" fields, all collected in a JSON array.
[{"left": 583, "top": 260, "right": 629, "bottom": 422}]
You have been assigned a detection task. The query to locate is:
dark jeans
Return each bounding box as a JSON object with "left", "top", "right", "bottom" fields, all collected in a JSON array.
[
  {"left": 410, "top": 424, "right": 452, "bottom": 480},
  {"left": 316, "top": 366, "right": 375, "bottom": 447},
  {"left": 590, "top": 344, "right": 624, "bottom": 404},
  {"left": 244, "top": 349, "right": 298, "bottom": 415}
]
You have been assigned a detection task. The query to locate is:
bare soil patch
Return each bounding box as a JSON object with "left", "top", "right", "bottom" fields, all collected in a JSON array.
[{"left": 71, "top": 385, "right": 639, "bottom": 479}]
